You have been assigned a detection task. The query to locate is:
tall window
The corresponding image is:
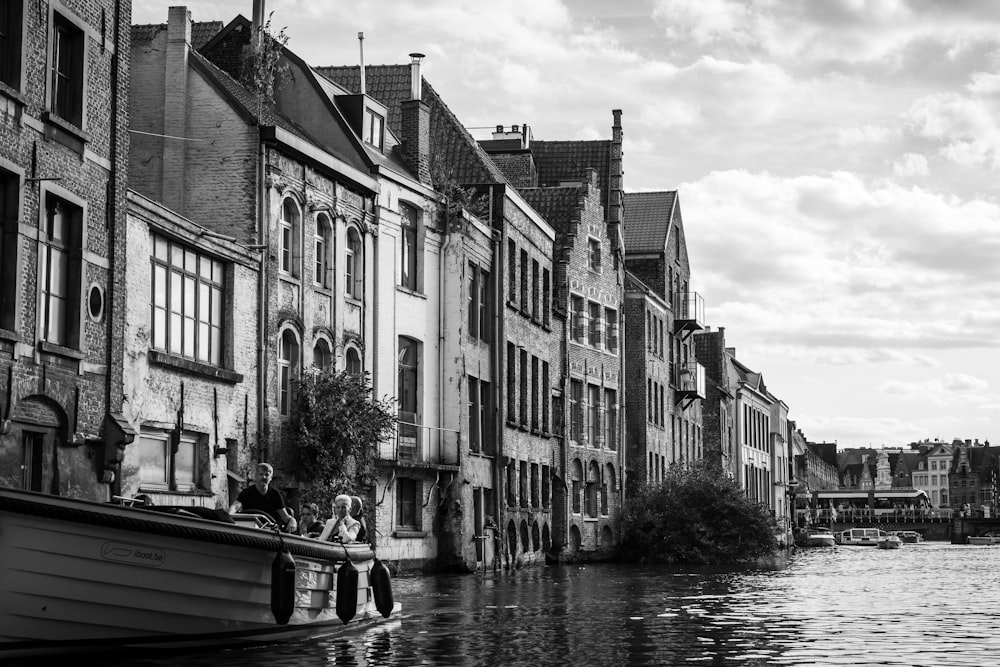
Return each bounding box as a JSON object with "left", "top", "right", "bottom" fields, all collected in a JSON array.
[
  {"left": 541, "top": 361, "right": 550, "bottom": 434},
  {"left": 278, "top": 329, "right": 299, "bottom": 416},
  {"left": 313, "top": 338, "right": 331, "bottom": 369},
  {"left": 0, "top": 1, "right": 22, "bottom": 89},
  {"left": 588, "top": 301, "right": 601, "bottom": 347},
  {"left": 468, "top": 263, "right": 490, "bottom": 342},
  {"left": 396, "top": 477, "right": 420, "bottom": 530},
  {"left": 604, "top": 307, "right": 618, "bottom": 353},
  {"left": 519, "top": 348, "right": 528, "bottom": 427},
  {"left": 541, "top": 268, "right": 550, "bottom": 326},
  {"left": 519, "top": 249, "right": 528, "bottom": 312},
  {"left": 571, "top": 295, "right": 585, "bottom": 343},
  {"left": 530, "top": 356, "right": 539, "bottom": 431},
  {"left": 506, "top": 341, "right": 516, "bottom": 423},
  {"left": 151, "top": 233, "right": 224, "bottom": 365},
  {"left": 314, "top": 213, "right": 331, "bottom": 288},
  {"left": 531, "top": 259, "right": 539, "bottom": 320},
  {"left": 400, "top": 203, "right": 418, "bottom": 290},
  {"left": 364, "top": 107, "right": 384, "bottom": 149},
  {"left": 0, "top": 169, "right": 18, "bottom": 329},
  {"left": 42, "top": 195, "right": 82, "bottom": 348},
  {"left": 50, "top": 13, "right": 84, "bottom": 127},
  {"left": 469, "top": 377, "right": 482, "bottom": 453},
  {"left": 604, "top": 389, "right": 617, "bottom": 450},
  {"left": 279, "top": 198, "right": 300, "bottom": 277},
  {"left": 133, "top": 429, "right": 203, "bottom": 492},
  {"left": 345, "top": 346, "right": 362, "bottom": 375},
  {"left": 345, "top": 227, "right": 362, "bottom": 298},
  {"left": 569, "top": 379, "right": 583, "bottom": 443},
  {"left": 588, "top": 238, "right": 601, "bottom": 272},
  {"left": 398, "top": 337, "right": 420, "bottom": 433},
  {"left": 507, "top": 240, "right": 516, "bottom": 303},
  {"left": 588, "top": 384, "right": 601, "bottom": 447}
]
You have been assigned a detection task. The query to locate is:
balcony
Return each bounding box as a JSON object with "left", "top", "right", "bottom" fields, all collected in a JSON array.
[
  {"left": 673, "top": 291, "right": 705, "bottom": 337},
  {"left": 674, "top": 360, "right": 706, "bottom": 409},
  {"left": 385, "top": 410, "right": 460, "bottom": 471}
]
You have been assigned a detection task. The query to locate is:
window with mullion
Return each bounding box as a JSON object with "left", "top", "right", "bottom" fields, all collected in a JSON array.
[
  {"left": 400, "top": 204, "right": 418, "bottom": 290},
  {"left": 42, "top": 196, "right": 81, "bottom": 348},
  {"left": 150, "top": 234, "right": 224, "bottom": 366},
  {"left": 0, "top": 1, "right": 22, "bottom": 89},
  {"left": 468, "top": 377, "right": 481, "bottom": 453},
  {"left": 50, "top": 14, "right": 83, "bottom": 127},
  {"left": 0, "top": 170, "right": 18, "bottom": 329}
]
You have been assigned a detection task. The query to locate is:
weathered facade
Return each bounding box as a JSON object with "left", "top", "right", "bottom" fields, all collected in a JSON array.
[
  {"left": 120, "top": 191, "right": 259, "bottom": 506},
  {"left": 693, "top": 327, "right": 736, "bottom": 476},
  {"left": 0, "top": 0, "right": 131, "bottom": 499}
]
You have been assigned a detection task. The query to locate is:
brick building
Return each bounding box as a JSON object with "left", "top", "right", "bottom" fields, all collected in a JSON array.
[
  {"left": 119, "top": 191, "right": 259, "bottom": 506},
  {"left": 622, "top": 191, "right": 706, "bottom": 491},
  {"left": 693, "top": 327, "right": 736, "bottom": 476},
  {"left": 130, "top": 9, "right": 378, "bottom": 506},
  {"left": 0, "top": 0, "right": 131, "bottom": 499},
  {"left": 521, "top": 169, "right": 624, "bottom": 557}
]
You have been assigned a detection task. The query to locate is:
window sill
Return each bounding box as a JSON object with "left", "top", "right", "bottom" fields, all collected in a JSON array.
[
  {"left": 42, "top": 111, "right": 91, "bottom": 153},
  {"left": 396, "top": 285, "right": 426, "bottom": 299},
  {"left": 392, "top": 529, "right": 427, "bottom": 539},
  {"left": 149, "top": 349, "right": 244, "bottom": 383},
  {"left": 0, "top": 327, "right": 20, "bottom": 343},
  {"left": 0, "top": 81, "right": 26, "bottom": 106},
  {"left": 39, "top": 340, "right": 85, "bottom": 360}
]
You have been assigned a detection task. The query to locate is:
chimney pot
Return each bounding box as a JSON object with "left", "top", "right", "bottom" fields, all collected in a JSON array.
[{"left": 409, "top": 52, "right": 425, "bottom": 101}]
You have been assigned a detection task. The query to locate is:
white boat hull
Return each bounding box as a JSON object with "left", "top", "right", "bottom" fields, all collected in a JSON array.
[
  {"left": 968, "top": 536, "right": 1000, "bottom": 545},
  {"left": 0, "top": 489, "right": 396, "bottom": 658}
]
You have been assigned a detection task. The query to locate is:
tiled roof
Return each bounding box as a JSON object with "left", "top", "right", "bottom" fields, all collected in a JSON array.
[
  {"left": 624, "top": 191, "right": 675, "bottom": 254},
  {"left": 317, "top": 66, "right": 509, "bottom": 187},
  {"left": 520, "top": 186, "right": 580, "bottom": 251},
  {"left": 531, "top": 140, "right": 611, "bottom": 212},
  {"left": 130, "top": 21, "right": 222, "bottom": 49}
]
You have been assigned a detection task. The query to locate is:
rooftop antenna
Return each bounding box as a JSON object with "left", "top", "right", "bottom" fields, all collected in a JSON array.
[{"left": 358, "top": 32, "right": 366, "bottom": 94}]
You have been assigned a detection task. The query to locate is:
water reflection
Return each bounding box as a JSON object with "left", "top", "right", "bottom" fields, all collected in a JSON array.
[{"left": 56, "top": 543, "right": 1000, "bottom": 666}]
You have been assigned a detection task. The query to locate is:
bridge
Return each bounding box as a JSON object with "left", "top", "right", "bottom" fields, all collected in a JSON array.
[{"left": 802, "top": 509, "right": 1000, "bottom": 543}]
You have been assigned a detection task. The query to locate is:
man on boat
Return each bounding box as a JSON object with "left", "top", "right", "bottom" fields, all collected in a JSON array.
[{"left": 229, "top": 463, "right": 298, "bottom": 533}]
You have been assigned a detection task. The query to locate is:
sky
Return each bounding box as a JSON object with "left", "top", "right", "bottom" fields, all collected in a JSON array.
[{"left": 133, "top": 0, "right": 1000, "bottom": 449}]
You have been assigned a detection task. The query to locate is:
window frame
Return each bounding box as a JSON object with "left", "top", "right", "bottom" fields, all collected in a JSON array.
[
  {"left": 396, "top": 477, "right": 421, "bottom": 530},
  {"left": 345, "top": 225, "right": 363, "bottom": 299},
  {"left": 49, "top": 10, "right": 86, "bottom": 128},
  {"left": 278, "top": 328, "right": 300, "bottom": 417},
  {"left": 150, "top": 233, "right": 226, "bottom": 366},
  {"left": 588, "top": 237, "right": 601, "bottom": 272},
  {"left": 133, "top": 428, "right": 205, "bottom": 493},
  {"left": 314, "top": 212, "right": 332, "bottom": 288},
  {"left": 364, "top": 107, "right": 385, "bottom": 150},
  {"left": 399, "top": 203, "right": 419, "bottom": 291},
  {"left": 279, "top": 197, "right": 301, "bottom": 278},
  {"left": 0, "top": 0, "right": 24, "bottom": 91},
  {"left": 0, "top": 165, "right": 21, "bottom": 331},
  {"left": 41, "top": 192, "right": 83, "bottom": 350}
]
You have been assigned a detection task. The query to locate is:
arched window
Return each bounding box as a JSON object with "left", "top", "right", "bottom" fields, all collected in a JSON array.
[
  {"left": 279, "top": 198, "right": 301, "bottom": 277},
  {"left": 278, "top": 329, "right": 299, "bottom": 416},
  {"left": 586, "top": 461, "right": 601, "bottom": 518},
  {"left": 313, "top": 338, "right": 331, "bottom": 369},
  {"left": 345, "top": 226, "right": 362, "bottom": 299},
  {"left": 570, "top": 458, "right": 583, "bottom": 514},
  {"left": 345, "top": 345, "right": 362, "bottom": 375},
  {"left": 398, "top": 337, "right": 419, "bottom": 430},
  {"left": 400, "top": 203, "right": 418, "bottom": 290},
  {"left": 314, "top": 213, "right": 332, "bottom": 288}
]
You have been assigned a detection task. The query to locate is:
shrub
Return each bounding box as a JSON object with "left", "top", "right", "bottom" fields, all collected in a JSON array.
[{"left": 621, "top": 461, "right": 779, "bottom": 565}]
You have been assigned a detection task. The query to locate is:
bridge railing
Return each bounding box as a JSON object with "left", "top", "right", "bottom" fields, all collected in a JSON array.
[{"left": 804, "top": 507, "right": 954, "bottom": 524}]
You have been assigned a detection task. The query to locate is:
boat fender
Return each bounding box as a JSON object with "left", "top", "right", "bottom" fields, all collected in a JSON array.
[
  {"left": 336, "top": 560, "right": 359, "bottom": 624},
  {"left": 370, "top": 558, "right": 394, "bottom": 618},
  {"left": 271, "top": 549, "right": 296, "bottom": 625}
]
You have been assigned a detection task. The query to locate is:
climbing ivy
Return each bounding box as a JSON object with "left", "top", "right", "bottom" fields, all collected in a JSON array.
[{"left": 289, "top": 368, "right": 396, "bottom": 512}]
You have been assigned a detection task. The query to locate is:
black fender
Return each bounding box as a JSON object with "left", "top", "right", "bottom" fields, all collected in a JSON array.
[
  {"left": 270, "top": 549, "right": 296, "bottom": 624},
  {"left": 336, "top": 560, "right": 359, "bottom": 624},
  {"left": 370, "top": 558, "right": 394, "bottom": 618}
]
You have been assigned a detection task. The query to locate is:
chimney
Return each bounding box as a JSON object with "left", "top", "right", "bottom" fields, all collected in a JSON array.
[
  {"left": 163, "top": 6, "right": 191, "bottom": 213},
  {"left": 251, "top": 0, "right": 265, "bottom": 48},
  {"left": 400, "top": 53, "right": 431, "bottom": 185},
  {"left": 608, "top": 109, "right": 624, "bottom": 253},
  {"left": 358, "top": 32, "right": 366, "bottom": 94}
]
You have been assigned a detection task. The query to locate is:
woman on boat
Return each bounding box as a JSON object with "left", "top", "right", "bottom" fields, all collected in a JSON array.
[
  {"left": 298, "top": 503, "right": 324, "bottom": 538},
  {"left": 350, "top": 496, "right": 368, "bottom": 543},
  {"left": 318, "top": 494, "right": 360, "bottom": 544}
]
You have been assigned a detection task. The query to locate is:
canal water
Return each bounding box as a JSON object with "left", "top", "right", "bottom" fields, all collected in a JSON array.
[{"left": 61, "top": 543, "right": 1000, "bottom": 666}]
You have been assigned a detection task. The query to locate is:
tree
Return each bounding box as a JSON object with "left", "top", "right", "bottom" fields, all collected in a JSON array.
[
  {"left": 289, "top": 369, "right": 396, "bottom": 513},
  {"left": 620, "top": 461, "right": 779, "bottom": 565},
  {"left": 239, "top": 12, "right": 289, "bottom": 120}
]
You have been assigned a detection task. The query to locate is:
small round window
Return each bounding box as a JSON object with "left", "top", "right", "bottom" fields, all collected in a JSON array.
[{"left": 88, "top": 284, "right": 105, "bottom": 322}]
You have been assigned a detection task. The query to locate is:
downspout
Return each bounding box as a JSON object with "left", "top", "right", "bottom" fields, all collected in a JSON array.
[
  {"left": 104, "top": 0, "right": 123, "bottom": 498},
  {"left": 489, "top": 186, "right": 503, "bottom": 567},
  {"left": 439, "top": 206, "right": 453, "bottom": 459},
  {"left": 256, "top": 138, "right": 268, "bottom": 465}
]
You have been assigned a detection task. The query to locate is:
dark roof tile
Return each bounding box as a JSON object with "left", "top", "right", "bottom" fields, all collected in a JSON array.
[{"left": 624, "top": 191, "right": 675, "bottom": 254}]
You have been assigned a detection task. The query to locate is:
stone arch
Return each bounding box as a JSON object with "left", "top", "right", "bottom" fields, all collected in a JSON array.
[
  {"left": 507, "top": 520, "right": 518, "bottom": 558},
  {"left": 569, "top": 524, "right": 582, "bottom": 552},
  {"left": 531, "top": 520, "right": 540, "bottom": 551},
  {"left": 520, "top": 519, "right": 530, "bottom": 552},
  {"left": 601, "top": 525, "right": 614, "bottom": 548},
  {"left": 542, "top": 523, "right": 551, "bottom": 552}
]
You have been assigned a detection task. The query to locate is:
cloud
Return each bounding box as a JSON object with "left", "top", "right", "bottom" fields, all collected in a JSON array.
[{"left": 892, "top": 152, "right": 929, "bottom": 177}]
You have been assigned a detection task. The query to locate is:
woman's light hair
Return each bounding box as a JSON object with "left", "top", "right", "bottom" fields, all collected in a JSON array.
[{"left": 334, "top": 494, "right": 352, "bottom": 507}]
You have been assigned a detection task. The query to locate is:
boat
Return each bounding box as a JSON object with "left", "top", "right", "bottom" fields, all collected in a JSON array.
[
  {"left": 0, "top": 488, "right": 398, "bottom": 659},
  {"left": 805, "top": 526, "right": 837, "bottom": 547},
  {"left": 968, "top": 534, "right": 1000, "bottom": 545},
  {"left": 836, "top": 527, "right": 883, "bottom": 546},
  {"left": 877, "top": 534, "right": 902, "bottom": 549},
  {"left": 890, "top": 530, "right": 923, "bottom": 544}
]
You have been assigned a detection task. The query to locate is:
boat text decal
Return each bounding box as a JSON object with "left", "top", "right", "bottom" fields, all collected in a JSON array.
[{"left": 100, "top": 541, "right": 166, "bottom": 567}]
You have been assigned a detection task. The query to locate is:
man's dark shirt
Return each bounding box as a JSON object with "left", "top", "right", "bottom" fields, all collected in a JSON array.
[{"left": 236, "top": 485, "right": 286, "bottom": 523}]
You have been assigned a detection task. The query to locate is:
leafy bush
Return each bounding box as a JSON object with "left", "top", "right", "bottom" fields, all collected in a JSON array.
[
  {"left": 621, "top": 461, "right": 779, "bottom": 565},
  {"left": 289, "top": 369, "right": 396, "bottom": 512}
]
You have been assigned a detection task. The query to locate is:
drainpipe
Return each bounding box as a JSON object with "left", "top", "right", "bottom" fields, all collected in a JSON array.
[
  {"left": 489, "top": 186, "right": 503, "bottom": 567},
  {"left": 256, "top": 140, "right": 268, "bottom": 466}
]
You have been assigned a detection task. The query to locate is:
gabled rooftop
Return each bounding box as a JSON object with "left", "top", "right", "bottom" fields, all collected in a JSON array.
[{"left": 623, "top": 191, "right": 676, "bottom": 254}]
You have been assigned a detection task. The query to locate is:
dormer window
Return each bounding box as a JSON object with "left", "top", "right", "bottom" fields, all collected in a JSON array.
[{"left": 364, "top": 107, "right": 384, "bottom": 150}]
